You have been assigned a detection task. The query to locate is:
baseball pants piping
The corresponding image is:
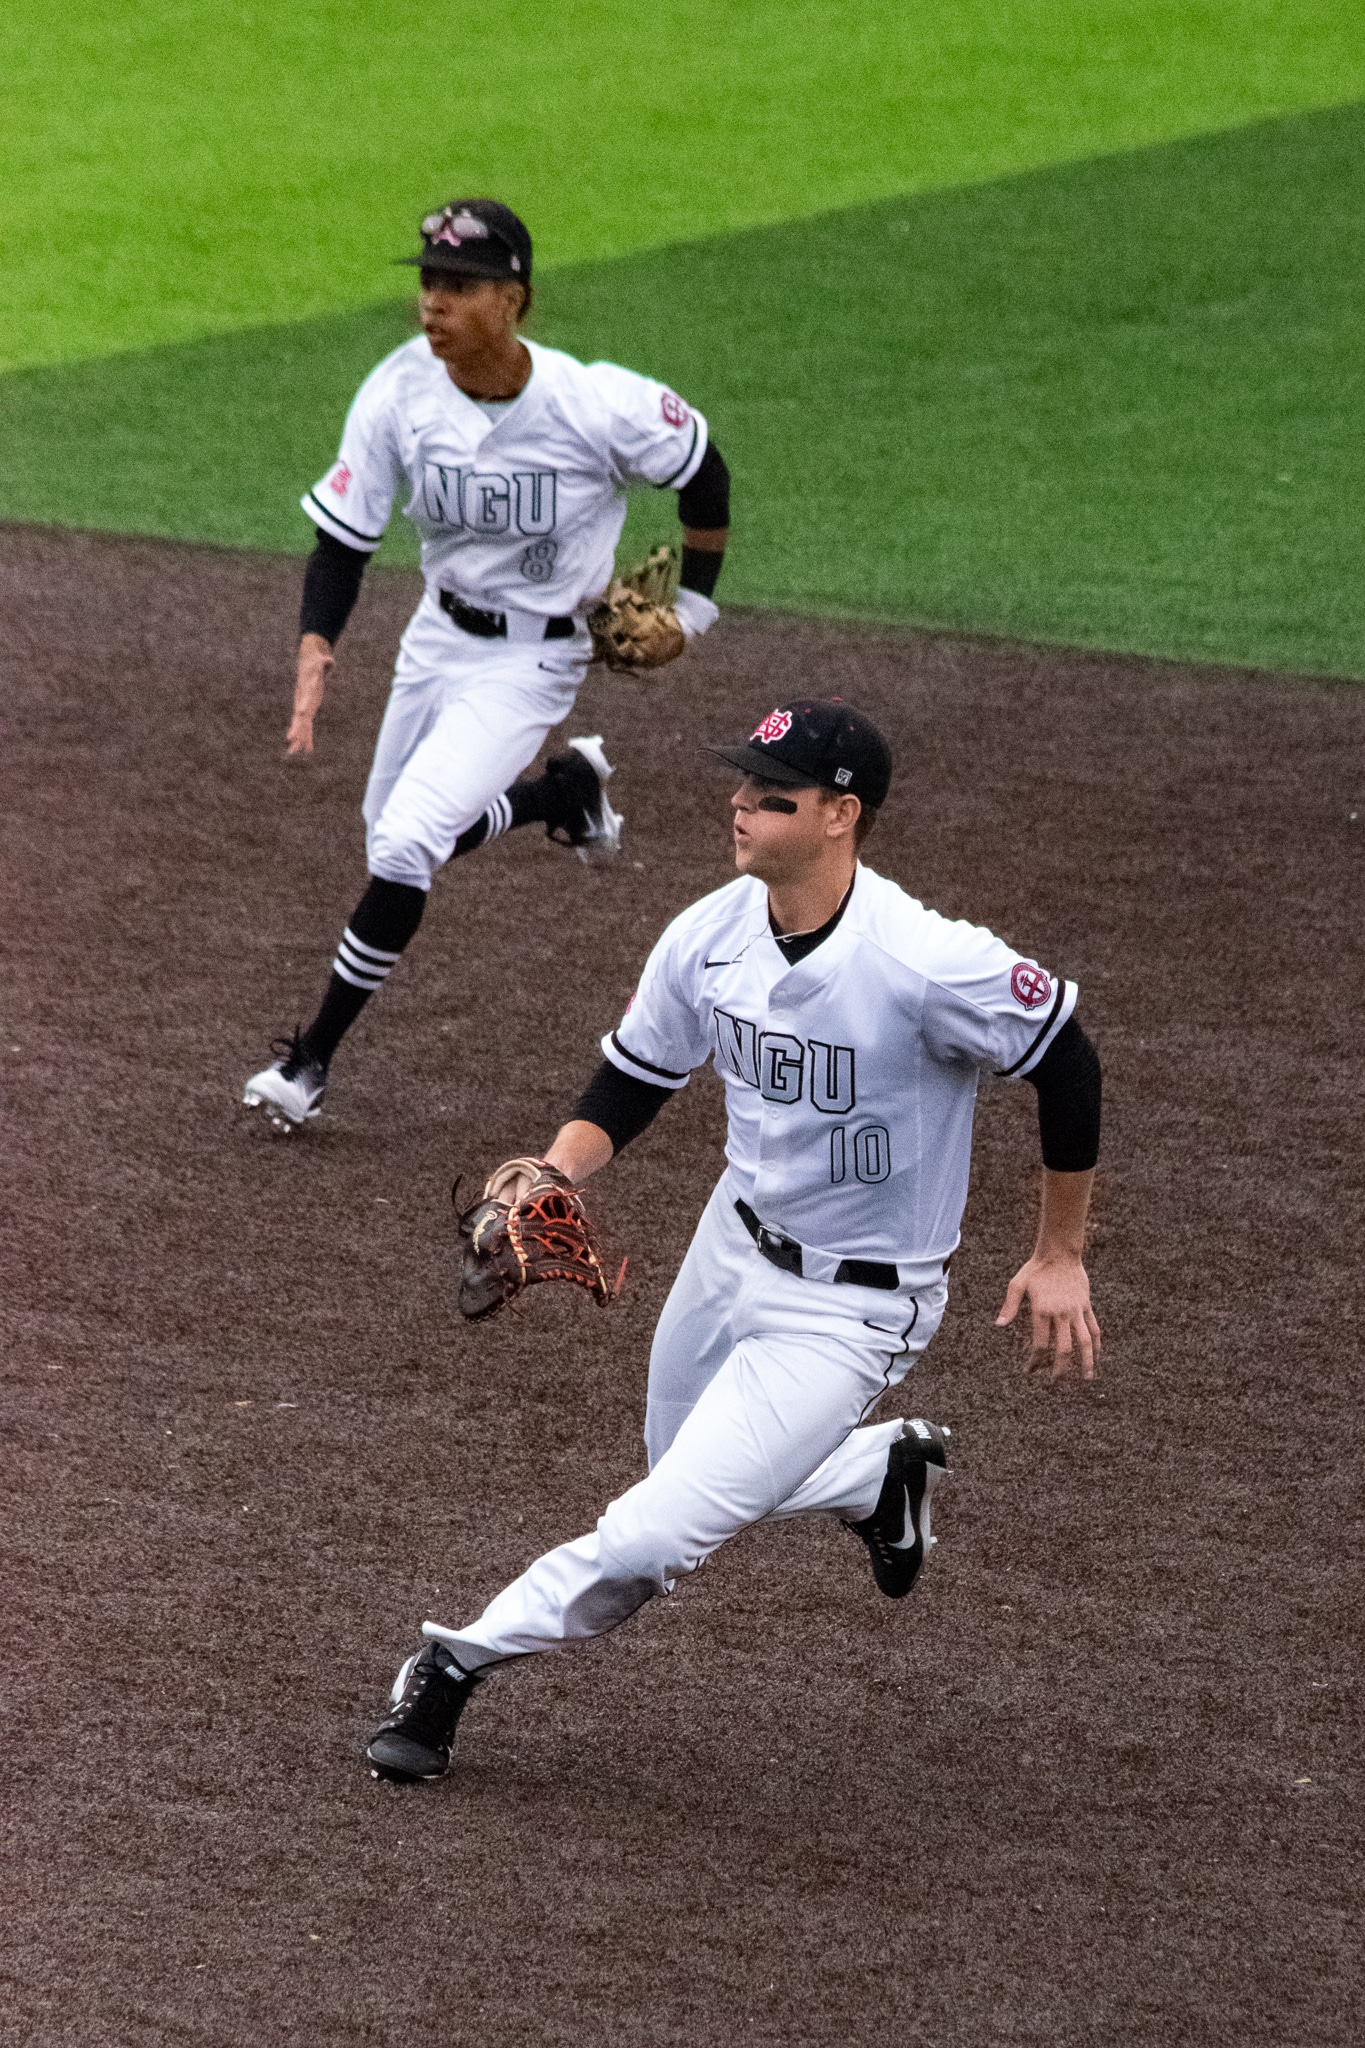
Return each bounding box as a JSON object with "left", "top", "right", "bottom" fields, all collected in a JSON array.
[
  {"left": 424, "top": 1178, "right": 948, "bottom": 1672},
  {"left": 364, "top": 594, "right": 591, "bottom": 892}
]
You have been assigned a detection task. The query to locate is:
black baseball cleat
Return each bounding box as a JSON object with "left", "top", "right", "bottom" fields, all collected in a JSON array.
[
  {"left": 844, "top": 1419, "right": 953, "bottom": 1599},
  {"left": 366, "top": 1640, "right": 481, "bottom": 1783},
  {"left": 544, "top": 734, "right": 623, "bottom": 862}
]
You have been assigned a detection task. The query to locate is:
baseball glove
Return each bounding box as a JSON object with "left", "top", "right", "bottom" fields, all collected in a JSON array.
[
  {"left": 586, "top": 545, "right": 686, "bottom": 674},
  {"left": 454, "top": 1157, "right": 623, "bottom": 1323}
]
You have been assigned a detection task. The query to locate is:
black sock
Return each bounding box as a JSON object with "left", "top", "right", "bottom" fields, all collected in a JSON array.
[
  {"left": 300, "top": 877, "right": 427, "bottom": 1068},
  {"left": 446, "top": 771, "right": 563, "bottom": 863},
  {"left": 507, "top": 772, "right": 558, "bottom": 829}
]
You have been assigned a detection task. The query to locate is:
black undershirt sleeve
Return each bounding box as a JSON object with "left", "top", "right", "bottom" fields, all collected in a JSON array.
[
  {"left": 571, "top": 1058, "right": 674, "bottom": 1154},
  {"left": 299, "top": 529, "right": 369, "bottom": 644},
  {"left": 677, "top": 441, "right": 730, "bottom": 598},
  {"left": 677, "top": 439, "right": 730, "bottom": 529},
  {"left": 679, "top": 546, "right": 723, "bottom": 598},
  {"left": 1026, "top": 1017, "right": 1102, "bottom": 1172}
]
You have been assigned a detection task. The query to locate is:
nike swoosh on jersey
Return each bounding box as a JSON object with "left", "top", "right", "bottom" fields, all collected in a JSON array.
[{"left": 703, "top": 957, "right": 743, "bottom": 969}]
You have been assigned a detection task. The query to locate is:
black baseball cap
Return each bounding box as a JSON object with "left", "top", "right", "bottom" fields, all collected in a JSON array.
[
  {"left": 397, "top": 198, "right": 532, "bottom": 281},
  {"left": 707, "top": 698, "right": 893, "bottom": 810}
]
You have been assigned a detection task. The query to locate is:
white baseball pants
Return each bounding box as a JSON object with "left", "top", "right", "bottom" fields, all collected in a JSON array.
[
  {"left": 424, "top": 1175, "right": 949, "bottom": 1673},
  {"left": 363, "top": 592, "right": 592, "bottom": 891}
]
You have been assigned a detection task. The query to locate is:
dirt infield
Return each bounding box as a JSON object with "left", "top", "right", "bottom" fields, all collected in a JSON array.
[{"left": 3, "top": 523, "right": 1361, "bottom": 2048}]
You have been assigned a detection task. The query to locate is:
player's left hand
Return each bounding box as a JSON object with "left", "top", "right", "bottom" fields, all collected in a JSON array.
[
  {"left": 587, "top": 583, "right": 685, "bottom": 673},
  {"left": 995, "top": 1251, "right": 1101, "bottom": 1382},
  {"left": 454, "top": 1156, "right": 622, "bottom": 1322},
  {"left": 586, "top": 546, "right": 690, "bottom": 674}
]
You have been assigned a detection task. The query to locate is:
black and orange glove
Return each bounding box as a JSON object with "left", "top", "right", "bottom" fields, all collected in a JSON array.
[{"left": 454, "top": 1158, "right": 623, "bottom": 1322}]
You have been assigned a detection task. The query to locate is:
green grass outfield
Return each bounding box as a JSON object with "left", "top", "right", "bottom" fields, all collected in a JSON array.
[
  {"left": 3, "top": 4, "right": 1362, "bottom": 677},
  {"left": 4, "top": 0, "right": 1359, "bottom": 371},
  {"left": 5, "top": 105, "right": 1362, "bottom": 678}
]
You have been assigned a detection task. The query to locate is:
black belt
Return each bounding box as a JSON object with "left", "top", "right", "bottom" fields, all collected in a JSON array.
[
  {"left": 439, "top": 590, "right": 575, "bottom": 640},
  {"left": 734, "top": 1200, "right": 900, "bottom": 1290}
]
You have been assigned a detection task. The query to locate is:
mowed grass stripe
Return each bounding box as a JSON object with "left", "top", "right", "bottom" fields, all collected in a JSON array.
[
  {"left": 2, "top": 106, "right": 1361, "bottom": 678},
  {"left": 4, "top": 0, "right": 1363, "bottom": 368}
]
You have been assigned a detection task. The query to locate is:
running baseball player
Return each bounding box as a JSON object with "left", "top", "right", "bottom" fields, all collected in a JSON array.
[
  {"left": 365, "top": 698, "right": 1104, "bottom": 1784},
  {"left": 243, "top": 198, "right": 730, "bottom": 1131}
]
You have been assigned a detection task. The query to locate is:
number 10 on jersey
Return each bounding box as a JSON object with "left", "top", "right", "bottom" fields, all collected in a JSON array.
[{"left": 830, "top": 1124, "right": 892, "bottom": 1184}]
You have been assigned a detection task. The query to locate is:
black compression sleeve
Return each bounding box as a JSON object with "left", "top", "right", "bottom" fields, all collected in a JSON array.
[
  {"left": 677, "top": 440, "right": 730, "bottom": 531},
  {"left": 299, "top": 529, "right": 368, "bottom": 644},
  {"left": 679, "top": 546, "right": 723, "bottom": 597},
  {"left": 572, "top": 1058, "right": 673, "bottom": 1154},
  {"left": 1026, "top": 1017, "right": 1102, "bottom": 1172}
]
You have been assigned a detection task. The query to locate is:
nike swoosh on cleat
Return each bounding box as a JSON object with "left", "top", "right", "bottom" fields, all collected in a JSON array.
[{"left": 888, "top": 1490, "right": 919, "bottom": 1549}]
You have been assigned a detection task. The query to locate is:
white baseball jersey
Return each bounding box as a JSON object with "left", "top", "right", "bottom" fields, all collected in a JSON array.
[
  {"left": 602, "top": 864, "right": 1077, "bottom": 1279},
  {"left": 302, "top": 335, "right": 708, "bottom": 616}
]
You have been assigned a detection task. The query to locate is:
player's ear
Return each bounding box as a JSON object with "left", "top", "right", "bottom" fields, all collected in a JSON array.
[
  {"left": 515, "top": 283, "right": 534, "bottom": 325},
  {"left": 831, "top": 793, "right": 861, "bottom": 840}
]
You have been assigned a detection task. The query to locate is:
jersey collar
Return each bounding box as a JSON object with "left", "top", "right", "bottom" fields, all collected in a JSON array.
[
  {"left": 763, "top": 866, "right": 867, "bottom": 999},
  {"left": 427, "top": 338, "right": 540, "bottom": 444}
]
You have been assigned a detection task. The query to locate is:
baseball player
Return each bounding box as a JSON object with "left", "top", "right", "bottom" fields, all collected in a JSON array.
[
  {"left": 365, "top": 698, "right": 1104, "bottom": 1784},
  {"left": 243, "top": 198, "right": 730, "bottom": 1131}
]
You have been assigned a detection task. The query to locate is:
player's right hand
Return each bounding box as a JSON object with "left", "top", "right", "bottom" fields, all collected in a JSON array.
[
  {"left": 995, "top": 1251, "right": 1101, "bottom": 1383},
  {"left": 284, "top": 711, "right": 315, "bottom": 755},
  {"left": 286, "top": 637, "right": 334, "bottom": 756}
]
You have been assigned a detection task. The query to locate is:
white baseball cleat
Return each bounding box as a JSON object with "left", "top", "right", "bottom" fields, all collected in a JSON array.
[
  {"left": 242, "top": 1033, "right": 327, "bottom": 1134},
  {"left": 547, "top": 734, "right": 623, "bottom": 863}
]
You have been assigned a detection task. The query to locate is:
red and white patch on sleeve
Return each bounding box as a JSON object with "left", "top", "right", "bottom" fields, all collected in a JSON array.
[
  {"left": 751, "top": 709, "right": 792, "bottom": 744},
  {"left": 661, "top": 391, "right": 690, "bottom": 429},
  {"left": 1010, "top": 962, "right": 1053, "bottom": 1010},
  {"left": 330, "top": 463, "right": 352, "bottom": 497}
]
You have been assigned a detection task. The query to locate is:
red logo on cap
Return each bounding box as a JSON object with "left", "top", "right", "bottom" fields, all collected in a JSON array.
[
  {"left": 661, "top": 391, "right": 689, "bottom": 428},
  {"left": 330, "top": 463, "right": 352, "bottom": 497},
  {"left": 1010, "top": 962, "right": 1052, "bottom": 1010},
  {"left": 752, "top": 709, "right": 792, "bottom": 745}
]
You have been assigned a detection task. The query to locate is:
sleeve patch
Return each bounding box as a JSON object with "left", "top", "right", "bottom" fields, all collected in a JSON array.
[
  {"left": 1010, "top": 963, "right": 1053, "bottom": 1010},
  {"left": 661, "top": 391, "right": 690, "bottom": 428},
  {"left": 329, "top": 463, "right": 352, "bottom": 497}
]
